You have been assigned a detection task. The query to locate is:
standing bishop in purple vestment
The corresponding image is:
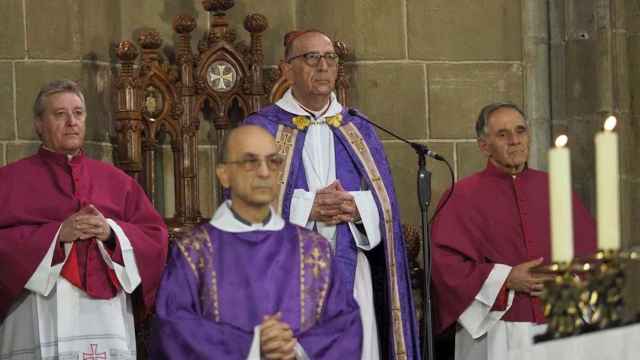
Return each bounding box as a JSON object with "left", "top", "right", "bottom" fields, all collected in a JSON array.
[
  {"left": 431, "top": 103, "right": 598, "bottom": 360},
  {"left": 244, "top": 30, "right": 420, "bottom": 360},
  {"left": 150, "top": 125, "right": 362, "bottom": 359},
  {"left": 0, "top": 80, "right": 168, "bottom": 359}
]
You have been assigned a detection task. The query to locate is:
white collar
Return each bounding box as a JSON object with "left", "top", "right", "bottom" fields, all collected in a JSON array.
[
  {"left": 209, "top": 201, "right": 285, "bottom": 232},
  {"left": 276, "top": 88, "right": 343, "bottom": 119}
]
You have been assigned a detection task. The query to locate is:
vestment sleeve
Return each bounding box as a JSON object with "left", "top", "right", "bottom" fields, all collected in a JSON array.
[
  {"left": 348, "top": 190, "right": 381, "bottom": 250},
  {"left": 24, "top": 225, "right": 68, "bottom": 295},
  {"left": 95, "top": 219, "right": 141, "bottom": 293},
  {"left": 0, "top": 204, "right": 65, "bottom": 318},
  {"left": 431, "top": 188, "right": 496, "bottom": 334},
  {"left": 150, "top": 245, "right": 255, "bottom": 360},
  {"left": 111, "top": 179, "right": 168, "bottom": 310},
  {"left": 290, "top": 189, "right": 316, "bottom": 228},
  {"left": 457, "top": 264, "right": 516, "bottom": 338},
  {"left": 296, "top": 256, "right": 363, "bottom": 359}
]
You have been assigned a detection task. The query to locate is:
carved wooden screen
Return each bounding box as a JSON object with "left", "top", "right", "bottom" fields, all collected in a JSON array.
[
  {"left": 113, "top": 0, "right": 356, "bottom": 237},
  {"left": 113, "top": 1, "right": 268, "bottom": 236}
]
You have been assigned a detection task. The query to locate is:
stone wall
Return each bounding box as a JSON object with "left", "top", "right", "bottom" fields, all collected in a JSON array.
[
  {"left": 550, "top": 0, "right": 639, "bottom": 248},
  {"left": 624, "top": 0, "right": 640, "bottom": 248},
  {"left": 298, "top": 0, "right": 525, "bottom": 226},
  {"left": 0, "top": 0, "right": 119, "bottom": 168}
]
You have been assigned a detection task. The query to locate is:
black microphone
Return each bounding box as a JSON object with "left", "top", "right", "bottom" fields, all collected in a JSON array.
[{"left": 347, "top": 108, "right": 445, "bottom": 161}]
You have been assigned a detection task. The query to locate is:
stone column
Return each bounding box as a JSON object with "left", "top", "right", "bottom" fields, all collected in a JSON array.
[
  {"left": 625, "top": 0, "right": 640, "bottom": 250},
  {"left": 592, "top": 0, "right": 633, "bottom": 246},
  {"left": 549, "top": 0, "right": 600, "bottom": 210},
  {"left": 522, "top": 0, "right": 552, "bottom": 170}
]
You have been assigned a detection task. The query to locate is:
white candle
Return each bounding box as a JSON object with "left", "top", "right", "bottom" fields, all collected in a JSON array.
[
  {"left": 595, "top": 116, "right": 620, "bottom": 250},
  {"left": 549, "top": 135, "right": 574, "bottom": 263}
]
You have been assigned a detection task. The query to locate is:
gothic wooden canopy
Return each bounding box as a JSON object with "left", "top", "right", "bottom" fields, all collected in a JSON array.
[{"left": 113, "top": 0, "right": 351, "bottom": 236}]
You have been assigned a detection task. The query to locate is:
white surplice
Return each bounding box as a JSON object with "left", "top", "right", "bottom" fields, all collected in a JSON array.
[
  {"left": 276, "top": 89, "right": 381, "bottom": 360},
  {"left": 0, "top": 220, "right": 141, "bottom": 360},
  {"left": 454, "top": 263, "right": 547, "bottom": 360}
]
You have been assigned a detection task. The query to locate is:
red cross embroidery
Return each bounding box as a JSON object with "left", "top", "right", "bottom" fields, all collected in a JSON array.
[{"left": 83, "top": 344, "right": 107, "bottom": 360}]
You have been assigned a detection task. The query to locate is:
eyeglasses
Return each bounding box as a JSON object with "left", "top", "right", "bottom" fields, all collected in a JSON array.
[
  {"left": 286, "top": 51, "right": 339, "bottom": 67},
  {"left": 222, "top": 154, "right": 285, "bottom": 172}
]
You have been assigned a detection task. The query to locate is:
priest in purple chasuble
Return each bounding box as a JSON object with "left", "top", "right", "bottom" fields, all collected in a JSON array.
[
  {"left": 243, "top": 30, "right": 420, "bottom": 360},
  {"left": 150, "top": 125, "right": 362, "bottom": 359},
  {"left": 431, "top": 103, "right": 598, "bottom": 360},
  {"left": 0, "top": 80, "right": 168, "bottom": 360}
]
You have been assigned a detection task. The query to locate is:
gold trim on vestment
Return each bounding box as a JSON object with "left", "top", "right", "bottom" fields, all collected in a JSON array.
[
  {"left": 339, "top": 123, "right": 407, "bottom": 360},
  {"left": 299, "top": 228, "right": 332, "bottom": 332},
  {"left": 310, "top": 233, "right": 330, "bottom": 321},
  {"left": 175, "top": 233, "right": 202, "bottom": 280},
  {"left": 175, "top": 227, "right": 220, "bottom": 321},
  {"left": 299, "top": 226, "right": 306, "bottom": 329},
  {"left": 273, "top": 125, "right": 298, "bottom": 214}
]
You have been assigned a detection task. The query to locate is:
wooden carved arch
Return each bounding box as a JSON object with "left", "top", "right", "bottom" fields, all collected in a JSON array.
[
  {"left": 113, "top": 1, "right": 273, "bottom": 358},
  {"left": 113, "top": 1, "right": 268, "bottom": 237}
]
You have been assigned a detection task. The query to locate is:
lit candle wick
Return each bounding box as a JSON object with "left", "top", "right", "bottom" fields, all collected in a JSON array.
[
  {"left": 604, "top": 116, "right": 617, "bottom": 131},
  {"left": 555, "top": 135, "right": 568, "bottom": 148}
]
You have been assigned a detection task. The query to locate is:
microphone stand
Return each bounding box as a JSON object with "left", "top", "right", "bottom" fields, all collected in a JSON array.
[
  {"left": 348, "top": 110, "right": 439, "bottom": 360},
  {"left": 414, "top": 143, "right": 435, "bottom": 360}
]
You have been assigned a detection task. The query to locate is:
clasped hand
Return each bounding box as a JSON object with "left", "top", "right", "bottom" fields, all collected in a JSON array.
[
  {"left": 309, "top": 181, "right": 359, "bottom": 225},
  {"left": 260, "top": 312, "right": 297, "bottom": 360},
  {"left": 59, "top": 204, "right": 111, "bottom": 243}
]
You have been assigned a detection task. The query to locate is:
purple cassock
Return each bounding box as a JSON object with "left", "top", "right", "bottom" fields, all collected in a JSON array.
[
  {"left": 150, "top": 209, "right": 363, "bottom": 359},
  {"left": 245, "top": 106, "right": 420, "bottom": 360}
]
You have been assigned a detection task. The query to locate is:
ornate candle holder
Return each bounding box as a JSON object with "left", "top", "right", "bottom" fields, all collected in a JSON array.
[
  {"left": 535, "top": 260, "right": 591, "bottom": 341},
  {"left": 536, "top": 249, "right": 639, "bottom": 342},
  {"left": 581, "top": 249, "right": 639, "bottom": 330}
]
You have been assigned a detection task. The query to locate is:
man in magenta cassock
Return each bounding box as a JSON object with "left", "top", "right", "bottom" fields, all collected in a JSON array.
[
  {"left": 0, "top": 80, "right": 168, "bottom": 359},
  {"left": 243, "top": 30, "right": 420, "bottom": 360},
  {"left": 431, "top": 102, "right": 598, "bottom": 360},
  {"left": 150, "top": 125, "right": 362, "bottom": 359}
]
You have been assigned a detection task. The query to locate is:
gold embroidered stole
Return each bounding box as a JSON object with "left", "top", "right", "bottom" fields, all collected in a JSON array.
[
  {"left": 338, "top": 123, "right": 408, "bottom": 360},
  {"left": 298, "top": 227, "right": 332, "bottom": 332},
  {"left": 175, "top": 223, "right": 333, "bottom": 335},
  {"left": 175, "top": 226, "right": 220, "bottom": 321},
  {"left": 273, "top": 121, "right": 409, "bottom": 358},
  {"left": 273, "top": 125, "right": 298, "bottom": 214}
]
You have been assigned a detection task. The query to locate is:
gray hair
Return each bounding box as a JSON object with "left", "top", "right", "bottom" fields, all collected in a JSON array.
[
  {"left": 33, "top": 79, "right": 86, "bottom": 119},
  {"left": 475, "top": 102, "right": 526, "bottom": 139}
]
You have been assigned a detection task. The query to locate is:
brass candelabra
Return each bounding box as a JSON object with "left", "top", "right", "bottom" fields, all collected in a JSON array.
[{"left": 535, "top": 249, "right": 639, "bottom": 341}]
